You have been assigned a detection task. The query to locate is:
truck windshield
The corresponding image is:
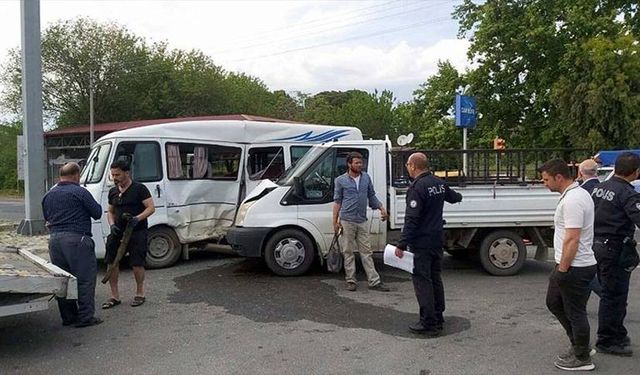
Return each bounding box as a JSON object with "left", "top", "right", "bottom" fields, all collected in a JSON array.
[
  {"left": 80, "top": 142, "right": 112, "bottom": 184},
  {"left": 277, "top": 145, "right": 328, "bottom": 186}
]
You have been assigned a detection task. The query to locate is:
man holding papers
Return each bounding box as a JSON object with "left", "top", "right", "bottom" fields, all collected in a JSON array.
[{"left": 395, "top": 153, "right": 462, "bottom": 337}]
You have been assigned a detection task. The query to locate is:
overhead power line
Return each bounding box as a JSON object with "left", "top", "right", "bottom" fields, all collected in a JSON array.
[
  {"left": 212, "top": 1, "right": 452, "bottom": 56},
  {"left": 229, "top": 16, "right": 452, "bottom": 63}
]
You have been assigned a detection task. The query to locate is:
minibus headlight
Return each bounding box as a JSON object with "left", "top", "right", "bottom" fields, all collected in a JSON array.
[{"left": 235, "top": 200, "right": 256, "bottom": 226}]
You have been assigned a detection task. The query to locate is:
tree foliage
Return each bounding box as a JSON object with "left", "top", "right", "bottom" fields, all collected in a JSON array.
[
  {"left": 0, "top": 121, "right": 22, "bottom": 191},
  {"left": 0, "top": 18, "right": 281, "bottom": 127},
  {"left": 302, "top": 89, "right": 396, "bottom": 139},
  {"left": 1, "top": 7, "right": 639, "bottom": 162},
  {"left": 453, "top": 0, "right": 640, "bottom": 149}
]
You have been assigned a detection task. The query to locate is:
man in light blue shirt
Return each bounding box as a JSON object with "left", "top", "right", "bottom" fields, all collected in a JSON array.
[{"left": 333, "top": 152, "right": 389, "bottom": 292}]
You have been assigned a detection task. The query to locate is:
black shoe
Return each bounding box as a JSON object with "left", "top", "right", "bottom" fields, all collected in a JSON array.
[
  {"left": 369, "top": 282, "right": 390, "bottom": 292},
  {"left": 409, "top": 322, "right": 441, "bottom": 337},
  {"left": 596, "top": 344, "right": 633, "bottom": 357},
  {"left": 346, "top": 282, "right": 357, "bottom": 291},
  {"left": 74, "top": 317, "right": 104, "bottom": 328},
  {"left": 62, "top": 319, "right": 77, "bottom": 327}
]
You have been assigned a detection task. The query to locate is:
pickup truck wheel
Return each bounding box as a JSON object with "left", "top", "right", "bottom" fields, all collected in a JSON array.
[
  {"left": 264, "top": 229, "right": 315, "bottom": 276},
  {"left": 146, "top": 226, "right": 181, "bottom": 269},
  {"left": 479, "top": 230, "right": 526, "bottom": 276}
]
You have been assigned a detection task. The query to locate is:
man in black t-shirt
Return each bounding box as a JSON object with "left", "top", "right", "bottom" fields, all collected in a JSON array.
[{"left": 102, "top": 160, "right": 155, "bottom": 309}]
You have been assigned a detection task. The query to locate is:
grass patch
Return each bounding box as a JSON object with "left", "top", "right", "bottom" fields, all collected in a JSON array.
[{"left": 0, "top": 189, "right": 24, "bottom": 199}]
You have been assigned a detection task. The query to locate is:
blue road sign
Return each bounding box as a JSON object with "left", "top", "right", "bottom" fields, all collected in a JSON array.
[{"left": 455, "top": 94, "right": 477, "bottom": 128}]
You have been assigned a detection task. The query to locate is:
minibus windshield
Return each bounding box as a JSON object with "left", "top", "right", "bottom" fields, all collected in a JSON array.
[{"left": 277, "top": 145, "right": 328, "bottom": 186}]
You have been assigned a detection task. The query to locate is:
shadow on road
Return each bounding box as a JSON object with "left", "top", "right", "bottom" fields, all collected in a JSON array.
[{"left": 169, "top": 258, "right": 471, "bottom": 339}]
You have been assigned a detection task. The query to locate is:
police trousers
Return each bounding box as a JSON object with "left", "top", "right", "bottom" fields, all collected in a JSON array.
[
  {"left": 412, "top": 248, "right": 445, "bottom": 330},
  {"left": 48, "top": 232, "right": 97, "bottom": 325},
  {"left": 593, "top": 239, "right": 632, "bottom": 347}
]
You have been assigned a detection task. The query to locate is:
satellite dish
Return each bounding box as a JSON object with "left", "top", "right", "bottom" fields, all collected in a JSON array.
[
  {"left": 406, "top": 133, "right": 414, "bottom": 144},
  {"left": 397, "top": 135, "right": 408, "bottom": 146}
]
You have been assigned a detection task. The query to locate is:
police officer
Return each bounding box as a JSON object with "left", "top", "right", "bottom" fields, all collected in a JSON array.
[
  {"left": 591, "top": 152, "right": 640, "bottom": 356},
  {"left": 395, "top": 152, "right": 462, "bottom": 336}
]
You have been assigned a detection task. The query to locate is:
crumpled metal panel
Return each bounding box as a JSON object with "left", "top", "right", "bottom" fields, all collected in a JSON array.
[{"left": 164, "top": 180, "right": 239, "bottom": 243}]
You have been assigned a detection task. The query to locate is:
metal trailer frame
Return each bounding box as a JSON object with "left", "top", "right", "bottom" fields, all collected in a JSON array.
[{"left": 0, "top": 247, "right": 77, "bottom": 318}]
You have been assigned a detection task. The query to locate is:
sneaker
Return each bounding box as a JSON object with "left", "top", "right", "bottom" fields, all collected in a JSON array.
[
  {"left": 553, "top": 354, "right": 595, "bottom": 371},
  {"left": 557, "top": 347, "right": 596, "bottom": 361},
  {"left": 596, "top": 344, "right": 633, "bottom": 357},
  {"left": 368, "top": 282, "right": 390, "bottom": 292},
  {"left": 346, "top": 282, "right": 357, "bottom": 291}
]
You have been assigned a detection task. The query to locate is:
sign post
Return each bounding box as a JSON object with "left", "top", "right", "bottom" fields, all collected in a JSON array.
[{"left": 455, "top": 94, "right": 477, "bottom": 177}]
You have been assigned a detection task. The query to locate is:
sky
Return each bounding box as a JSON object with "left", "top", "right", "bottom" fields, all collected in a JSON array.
[{"left": 0, "top": 0, "right": 472, "bottom": 107}]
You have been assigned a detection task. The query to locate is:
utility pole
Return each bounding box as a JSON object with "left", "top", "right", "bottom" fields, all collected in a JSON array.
[
  {"left": 89, "top": 76, "right": 94, "bottom": 145},
  {"left": 17, "top": 0, "right": 46, "bottom": 235}
]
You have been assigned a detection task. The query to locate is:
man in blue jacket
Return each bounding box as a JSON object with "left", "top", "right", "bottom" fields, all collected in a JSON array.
[
  {"left": 333, "top": 152, "right": 390, "bottom": 292},
  {"left": 42, "top": 162, "right": 103, "bottom": 327}
]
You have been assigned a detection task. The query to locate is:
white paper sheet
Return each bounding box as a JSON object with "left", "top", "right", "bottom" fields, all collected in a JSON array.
[{"left": 383, "top": 244, "right": 414, "bottom": 274}]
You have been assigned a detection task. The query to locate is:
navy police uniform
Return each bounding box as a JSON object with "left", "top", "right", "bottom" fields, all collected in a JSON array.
[
  {"left": 591, "top": 176, "right": 640, "bottom": 350},
  {"left": 397, "top": 172, "right": 462, "bottom": 331}
]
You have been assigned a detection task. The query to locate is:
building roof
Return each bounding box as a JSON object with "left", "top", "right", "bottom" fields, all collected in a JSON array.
[{"left": 45, "top": 114, "right": 301, "bottom": 137}]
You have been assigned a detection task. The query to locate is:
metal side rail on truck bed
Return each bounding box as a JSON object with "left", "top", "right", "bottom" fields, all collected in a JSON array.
[{"left": 0, "top": 246, "right": 77, "bottom": 318}]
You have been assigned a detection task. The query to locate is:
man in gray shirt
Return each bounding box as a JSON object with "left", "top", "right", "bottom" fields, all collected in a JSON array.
[{"left": 333, "top": 151, "right": 390, "bottom": 292}]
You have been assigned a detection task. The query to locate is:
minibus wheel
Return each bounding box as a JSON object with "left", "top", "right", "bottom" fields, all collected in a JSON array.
[
  {"left": 264, "top": 229, "right": 315, "bottom": 276},
  {"left": 146, "top": 226, "right": 181, "bottom": 269}
]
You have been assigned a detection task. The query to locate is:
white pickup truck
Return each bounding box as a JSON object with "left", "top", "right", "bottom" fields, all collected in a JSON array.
[
  {"left": 227, "top": 140, "right": 589, "bottom": 276},
  {"left": 0, "top": 246, "right": 77, "bottom": 318}
]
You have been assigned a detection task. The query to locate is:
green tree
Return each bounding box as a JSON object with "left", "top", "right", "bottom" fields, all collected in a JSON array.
[
  {"left": 337, "top": 90, "right": 396, "bottom": 139},
  {"left": 302, "top": 89, "right": 396, "bottom": 138},
  {"left": 0, "top": 17, "right": 281, "bottom": 127},
  {"left": 0, "top": 121, "right": 22, "bottom": 191},
  {"left": 271, "top": 90, "right": 304, "bottom": 120},
  {"left": 2, "top": 18, "right": 153, "bottom": 126},
  {"left": 410, "top": 61, "right": 466, "bottom": 149},
  {"left": 453, "top": 0, "right": 639, "bottom": 149},
  {"left": 553, "top": 34, "right": 640, "bottom": 150}
]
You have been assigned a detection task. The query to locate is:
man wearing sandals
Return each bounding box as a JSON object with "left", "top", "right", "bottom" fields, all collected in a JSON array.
[
  {"left": 42, "top": 162, "right": 103, "bottom": 327},
  {"left": 102, "top": 160, "right": 155, "bottom": 309}
]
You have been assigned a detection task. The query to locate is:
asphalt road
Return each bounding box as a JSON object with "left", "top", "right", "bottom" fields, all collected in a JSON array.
[
  {"left": 1, "top": 253, "right": 638, "bottom": 375},
  {"left": 0, "top": 198, "right": 24, "bottom": 222}
]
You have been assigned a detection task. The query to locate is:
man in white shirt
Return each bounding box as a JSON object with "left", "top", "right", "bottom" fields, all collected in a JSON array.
[{"left": 539, "top": 159, "right": 597, "bottom": 371}]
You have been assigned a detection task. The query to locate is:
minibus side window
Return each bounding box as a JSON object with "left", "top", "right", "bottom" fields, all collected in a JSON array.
[
  {"left": 248, "top": 147, "right": 285, "bottom": 181},
  {"left": 291, "top": 146, "right": 312, "bottom": 166},
  {"left": 113, "top": 142, "right": 162, "bottom": 182},
  {"left": 166, "top": 143, "right": 241, "bottom": 181}
]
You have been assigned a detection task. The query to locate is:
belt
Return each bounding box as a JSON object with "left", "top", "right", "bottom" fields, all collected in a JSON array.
[{"left": 50, "top": 230, "right": 92, "bottom": 237}]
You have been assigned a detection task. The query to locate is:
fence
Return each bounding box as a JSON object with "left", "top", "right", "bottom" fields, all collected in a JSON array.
[{"left": 390, "top": 148, "right": 591, "bottom": 187}]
